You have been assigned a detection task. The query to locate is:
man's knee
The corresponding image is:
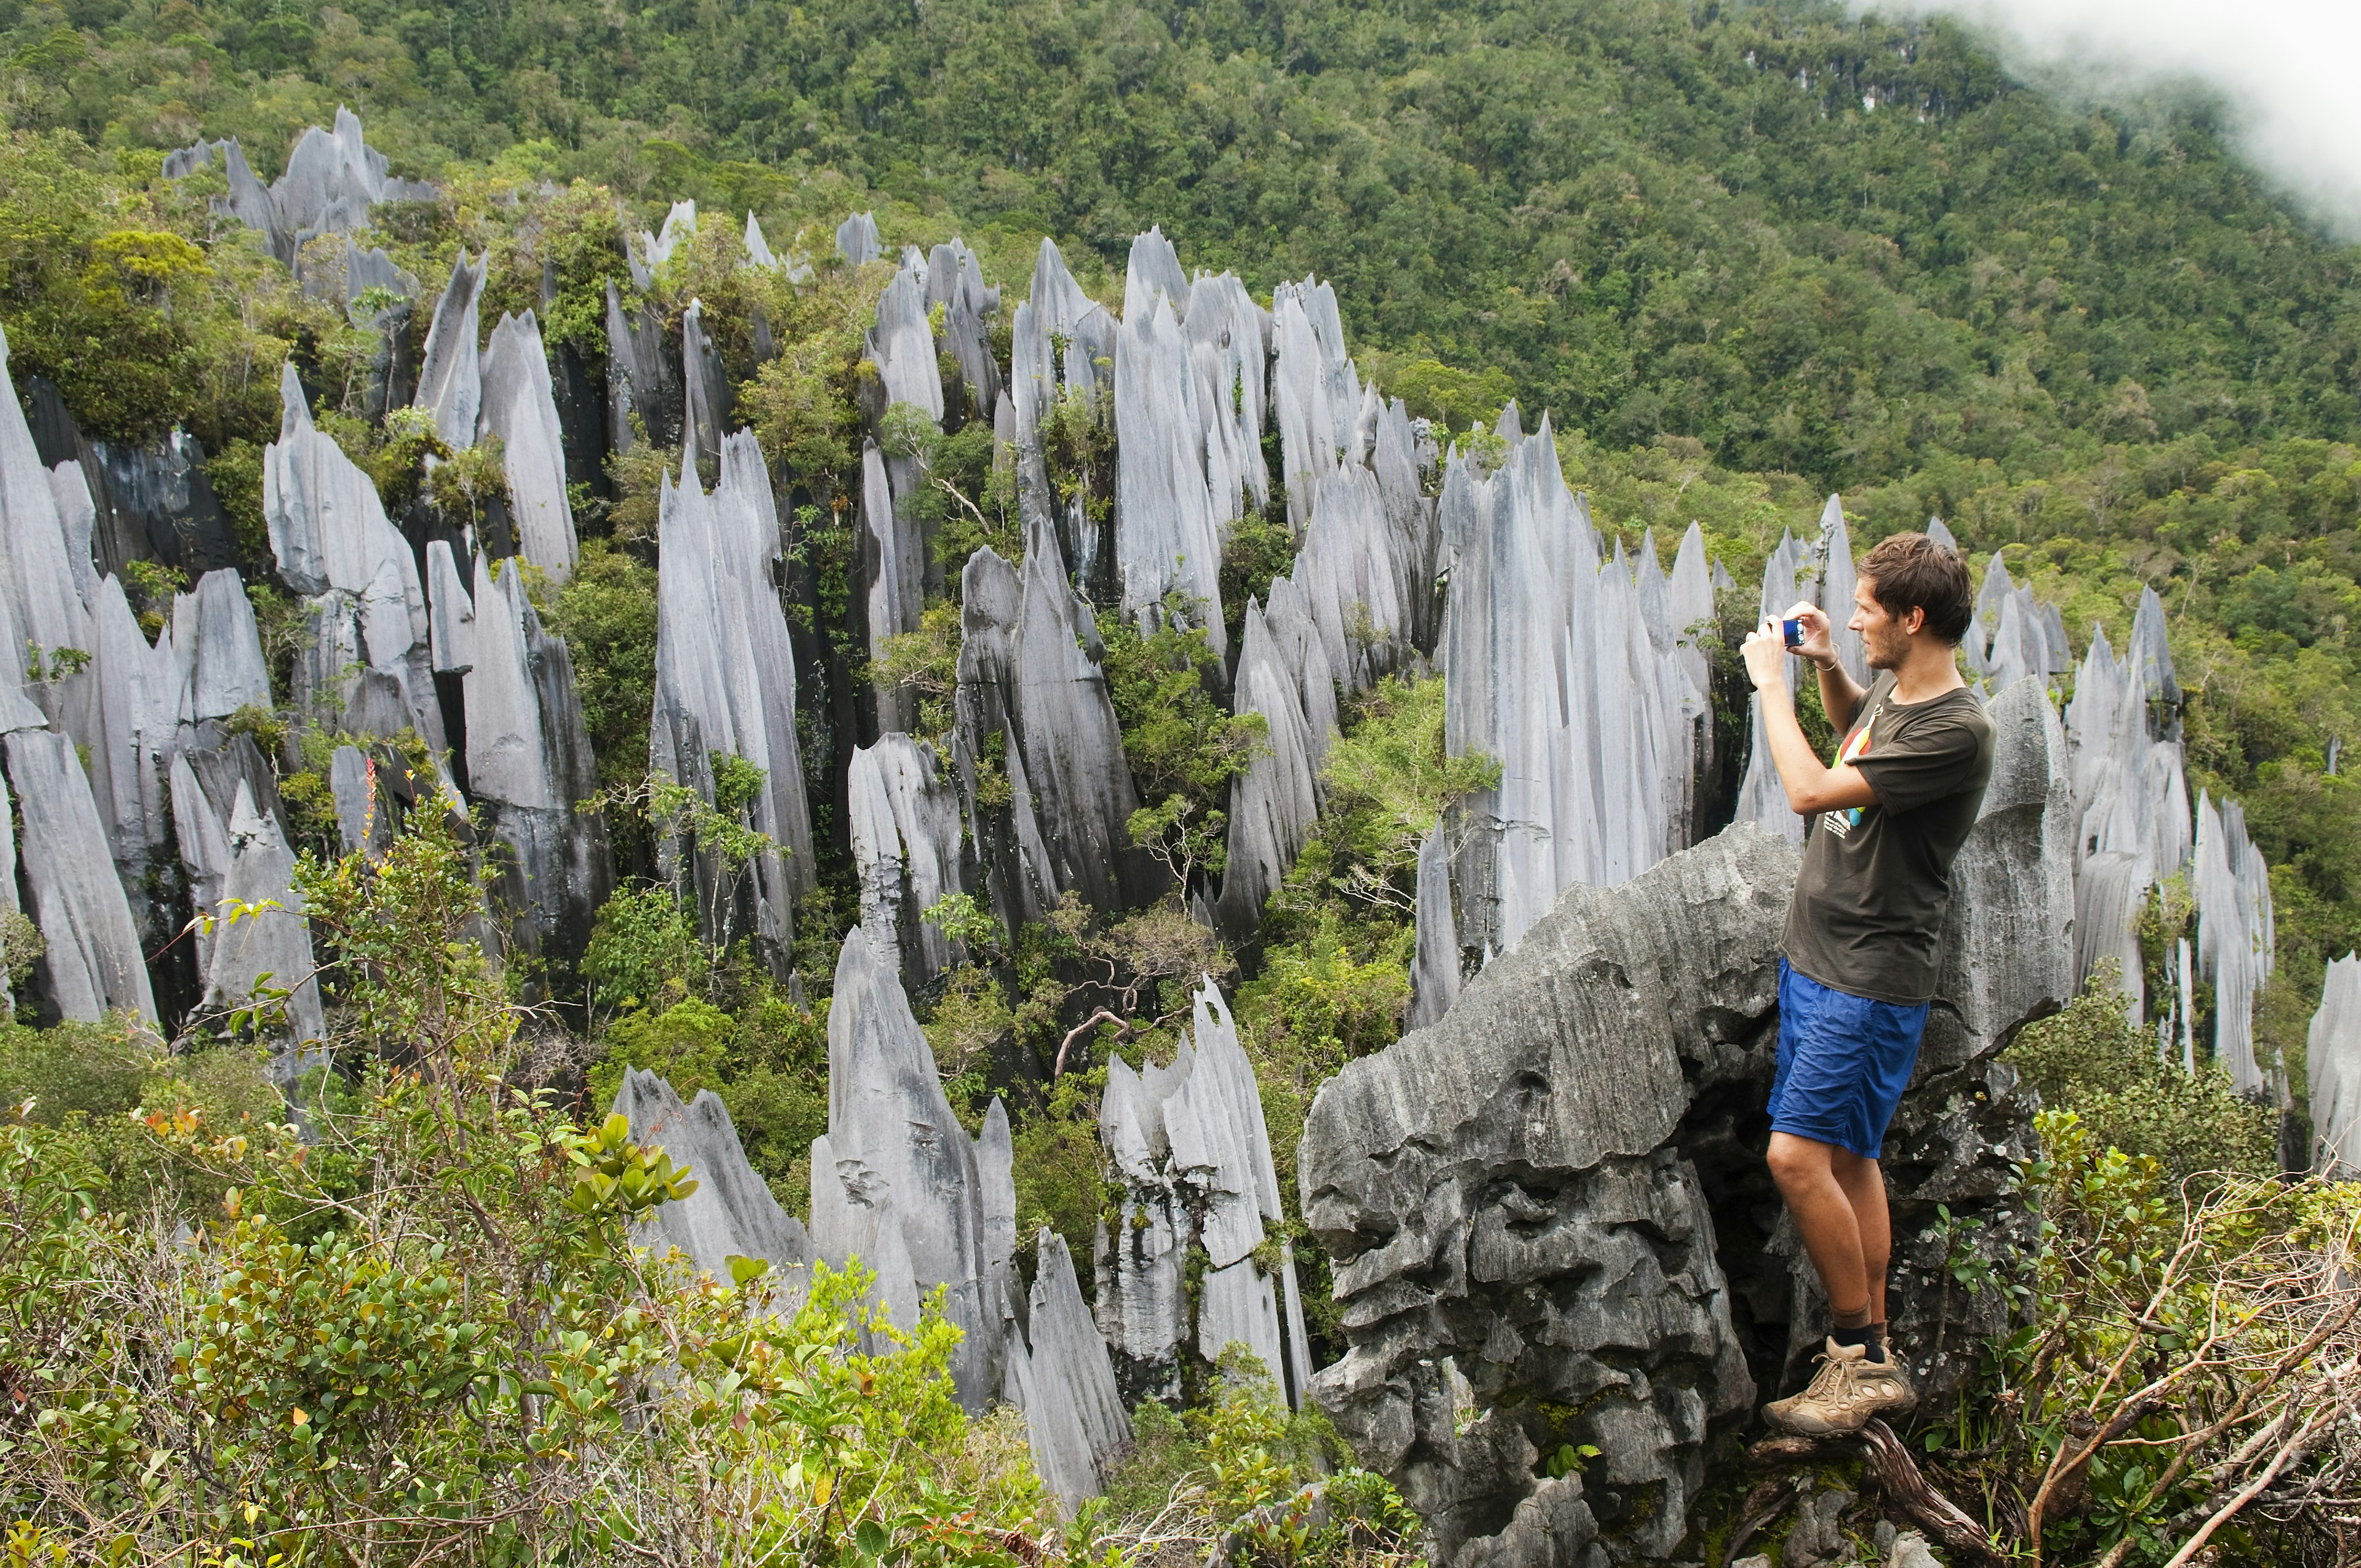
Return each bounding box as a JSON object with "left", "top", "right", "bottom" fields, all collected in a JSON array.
[{"left": 1766, "top": 1132, "right": 1832, "bottom": 1189}]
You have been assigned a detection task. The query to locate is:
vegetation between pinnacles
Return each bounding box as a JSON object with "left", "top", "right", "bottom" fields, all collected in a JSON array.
[{"left": 4, "top": 0, "right": 2361, "bottom": 1557}]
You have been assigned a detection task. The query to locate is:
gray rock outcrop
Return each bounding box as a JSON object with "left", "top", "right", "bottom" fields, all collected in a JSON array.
[
  {"left": 1009, "top": 239, "right": 1118, "bottom": 573},
  {"left": 462, "top": 553, "right": 613, "bottom": 968},
  {"left": 809, "top": 924, "right": 1002, "bottom": 1405},
  {"left": 744, "top": 212, "right": 813, "bottom": 283},
  {"left": 1293, "top": 457, "right": 1412, "bottom": 691},
  {"left": 1096, "top": 980, "right": 1317, "bottom": 1406},
  {"left": 1406, "top": 825, "right": 1460, "bottom": 1031},
  {"left": 1112, "top": 235, "right": 1232, "bottom": 652},
  {"left": 848, "top": 734, "right": 970, "bottom": 989},
  {"left": 2310, "top": 954, "right": 2361, "bottom": 1174},
  {"left": 264, "top": 363, "right": 450, "bottom": 759},
  {"left": 864, "top": 256, "right": 947, "bottom": 597},
  {"left": 1270, "top": 276, "right": 1361, "bottom": 534},
  {"left": 165, "top": 108, "right": 432, "bottom": 271},
  {"left": 1734, "top": 502, "right": 1861, "bottom": 844},
  {"left": 861, "top": 438, "right": 923, "bottom": 732},
  {"left": 837, "top": 212, "right": 882, "bottom": 267},
  {"left": 1304, "top": 678, "right": 2072, "bottom": 1564},
  {"left": 203, "top": 778, "right": 326, "bottom": 1049},
  {"left": 927, "top": 239, "right": 1002, "bottom": 421},
  {"left": 426, "top": 541, "right": 476, "bottom": 673},
  {"left": 0, "top": 322, "right": 94, "bottom": 684},
  {"left": 2192, "top": 792, "right": 2276, "bottom": 1094},
  {"left": 2063, "top": 587, "right": 2193, "bottom": 1024},
  {"left": 415, "top": 250, "right": 486, "bottom": 450},
  {"left": 477, "top": 310, "right": 580, "bottom": 583},
  {"left": 1731, "top": 529, "right": 1805, "bottom": 844},
  {"left": 1264, "top": 575, "right": 1340, "bottom": 769},
  {"left": 68, "top": 566, "right": 271, "bottom": 974},
  {"left": 1965, "top": 551, "right": 2067, "bottom": 695},
  {"left": 175, "top": 569, "right": 272, "bottom": 722},
  {"left": 649, "top": 434, "right": 815, "bottom": 972},
  {"left": 617, "top": 1066, "right": 819, "bottom": 1312},
  {"left": 952, "top": 520, "right": 1163, "bottom": 922},
  {"left": 2, "top": 729, "right": 157, "bottom": 1023},
  {"left": 62, "top": 423, "right": 242, "bottom": 583},
  {"left": 1004, "top": 1229, "right": 1134, "bottom": 1513},
  {"left": 631, "top": 200, "right": 699, "bottom": 290},
  {"left": 682, "top": 296, "right": 733, "bottom": 471},
  {"left": 1434, "top": 421, "right": 1707, "bottom": 967},
  {"left": 0, "top": 767, "right": 17, "bottom": 1019},
  {"left": 868, "top": 263, "right": 944, "bottom": 424},
  {"left": 604, "top": 278, "right": 682, "bottom": 454},
  {"left": 1188, "top": 269, "right": 1272, "bottom": 525},
  {"left": 1214, "top": 599, "right": 1320, "bottom": 938}
]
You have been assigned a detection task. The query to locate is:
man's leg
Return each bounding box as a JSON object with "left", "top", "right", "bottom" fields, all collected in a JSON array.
[
  {"left": 1766, "top": 1132, "right": 1870, "bottom": 1324},
  {"left": 1829, "top": 1147, "right": 1890, "bottom": 1326}
]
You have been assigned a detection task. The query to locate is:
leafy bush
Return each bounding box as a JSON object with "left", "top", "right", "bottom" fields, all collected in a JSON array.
[
  {"left": 2005, "top": 968, "right": 2279, "bottom": 1184},
  {"left": 1086, "top": 1351, "right": 1419, "bottom": 1566},
  {"left": 1098, "top": 603, "right": 1268, "bottom": 815},
  {"left": 582, "top": 884, "right": 710, "bottom": 1016},
  {"left": 547, "top": 538, "right": 661, "bottom": 795},
  {"left": 0, "top": 814, "right": 1051, "bottom": 1562},
  {"left": 1919, "top": 1112, "right": 2360, "bottom": 1566},
  {"left": 0, "top": 1016, "right": 280, "bottom": 1217}
]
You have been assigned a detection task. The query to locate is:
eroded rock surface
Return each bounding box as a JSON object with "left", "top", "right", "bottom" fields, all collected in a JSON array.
[
  {"left": 165, "top": 108, "right": 432, "bottom": 270},
  {"left": 1097, "top": 980, "right": 1316, "bottom": 1406},
  {"left": 264, "top": 363, "right": 449, "bottom": 760},
  {"left": 618, "top": 1066, "right": 819, "bottom": 1313},
  {"left": 952, "top": 520, "right": 1163, "bottom": 921},
  {"left": 462, "top": 554, "right": 612, "bottom": 970},
  {"left": 2063, "top": 586, "right": 2197, "bottom": 1032},
  {"left": 1009, "top": 240, "right": 1117, "bottom": 574},
  {"left": 3, "top": 729, "right": 157, "bottom": 1023},
  {"left": 809, "top": 924, "right": 1003, "bottom": 1406},
  {"left": 649, "top": 434, "right": 814, "bottom": 968},
  {"left": 2311, "top": 954, "right": 2361, "bottom": 1174},
  {"left": 478, "top": 309, "right": 579, "bottom": 583},
  {"left": 848, "top": 734, "right": 970, "bottom": 989},
  {"left": 415, "top": 250, "right": 486, "bottom": 449},
  {"left": 1434, "top": 421, "right": 1707, "bottom": 968}
]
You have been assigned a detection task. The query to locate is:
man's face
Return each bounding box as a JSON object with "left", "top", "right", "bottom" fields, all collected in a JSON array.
[{"left": 1851, "top": 574, "right": 1922, "bottom": 670}]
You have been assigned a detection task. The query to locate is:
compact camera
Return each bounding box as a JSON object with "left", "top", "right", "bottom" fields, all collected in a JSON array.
[{"left": 1782, "top": 617, "right": 1805, "bottom": 649}]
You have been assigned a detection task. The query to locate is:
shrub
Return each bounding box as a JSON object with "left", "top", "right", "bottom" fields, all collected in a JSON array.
[
  {"left": 582, "top": 883, "right": 709, "bottom": 1015},
  {"left": 2005, "top": 967, "right": 2279, "bottom": 1184},
  {"left": 0, "top": 812, "right": 1051, "bottom": 1562},
  {"left": 1086, "top": 1350, "right": 1420, "bottom": 1566},
  {"left": 1917, "top": 1111, "right": 2361, "bottom": 1566},
  {"left": 547, "top": 539, "right": 661, "bottom": 795}
]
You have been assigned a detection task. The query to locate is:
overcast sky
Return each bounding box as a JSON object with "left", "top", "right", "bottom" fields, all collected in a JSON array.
[{"left": 1853, "top": 0, "right": 2361, "bottom": 239}]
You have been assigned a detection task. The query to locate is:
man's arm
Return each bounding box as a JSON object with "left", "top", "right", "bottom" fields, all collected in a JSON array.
[
  {"left": 1817, "top": 649, "right": 1866, "bottom": 734},
  {"left": 1741, "top": 617, "right": 1880, "bottom": 817}
]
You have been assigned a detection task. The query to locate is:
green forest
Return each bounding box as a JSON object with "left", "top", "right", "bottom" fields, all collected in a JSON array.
[{"left": 4, "top": 0, "right": 2361, "bottom": 1561}]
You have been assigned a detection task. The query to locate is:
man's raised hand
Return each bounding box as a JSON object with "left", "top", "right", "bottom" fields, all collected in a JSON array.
[{"left": 1784, "top": 601, "right": 1837, "bottom": 668}]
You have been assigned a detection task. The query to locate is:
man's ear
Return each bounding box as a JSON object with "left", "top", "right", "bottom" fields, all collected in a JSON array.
[{"left": 1902, "top": 604, "right": 1928, "bottom": 636}]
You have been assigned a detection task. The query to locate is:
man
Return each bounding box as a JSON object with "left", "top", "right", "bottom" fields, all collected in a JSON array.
[{"left": 1739, "top": 530, "right": 1995, "bottom": 1436}]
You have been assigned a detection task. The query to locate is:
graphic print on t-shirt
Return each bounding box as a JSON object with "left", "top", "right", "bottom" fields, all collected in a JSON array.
[{"left": 1820, "top": 703, "right": 1880, "bottom": 839}]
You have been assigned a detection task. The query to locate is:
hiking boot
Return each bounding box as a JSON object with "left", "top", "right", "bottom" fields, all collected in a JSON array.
[{"left": 1763, "top": 1338, "right": 1918, "bottom": 1436}]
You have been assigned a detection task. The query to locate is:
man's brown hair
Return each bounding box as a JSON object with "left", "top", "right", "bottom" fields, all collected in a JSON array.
[{"left": 1859, "top": 532, "right": 1972, "bottom": 644}]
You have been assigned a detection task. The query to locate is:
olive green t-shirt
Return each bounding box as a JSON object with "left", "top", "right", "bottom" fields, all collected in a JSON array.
[{"left": 1781, "top": 671, "right": 1996, "bottom": 1005}]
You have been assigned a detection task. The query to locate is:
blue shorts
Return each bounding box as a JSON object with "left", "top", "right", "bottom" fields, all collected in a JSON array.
[{"left": 1768, "top": 959, "right": 1930, "bottom": 1160}]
